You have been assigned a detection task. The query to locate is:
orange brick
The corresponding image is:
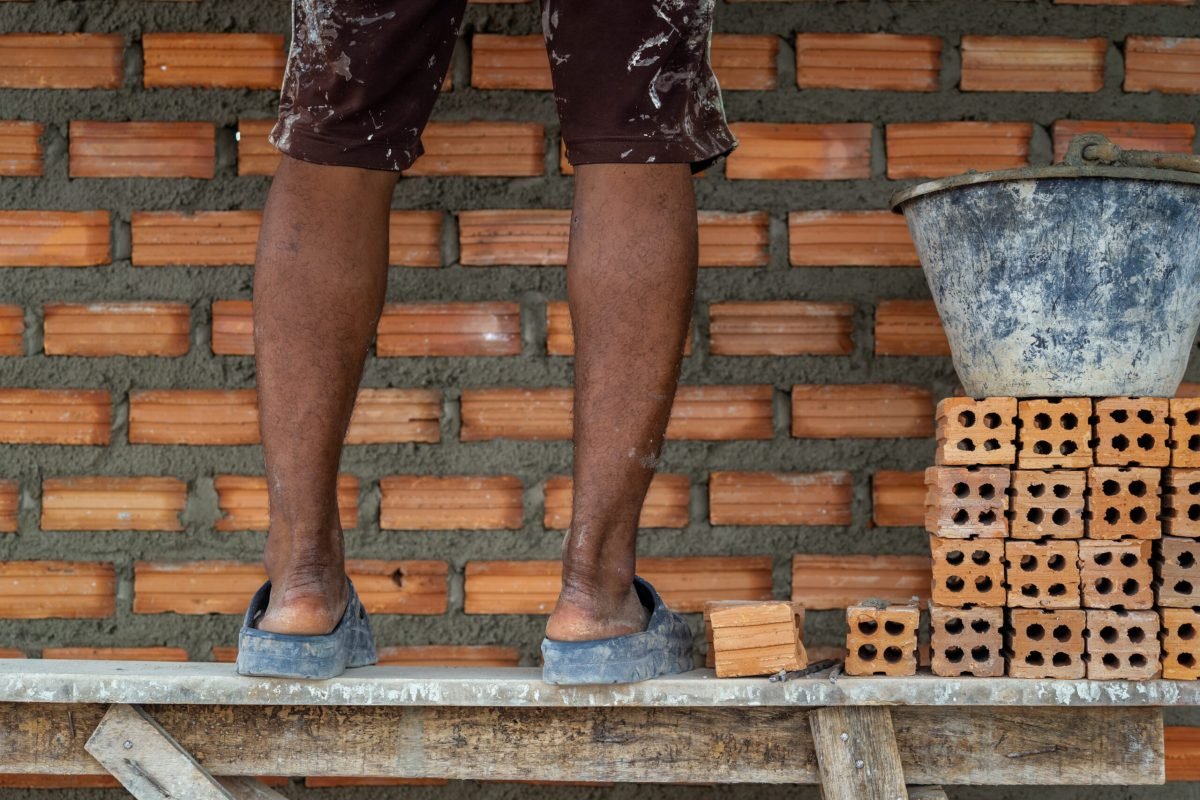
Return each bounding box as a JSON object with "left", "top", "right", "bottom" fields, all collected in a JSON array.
[
  {"left": 0, "top": 33, "right": 123, "bottom": 89},
  {"left": 1051, "top": 120, "right": 1196, "bottom": 163},
  {"left": 795, "top": 33, "right": 941, "bottom": 91},
  {"left": 0, "top": 480, "right": 17, "bottom": 533},
  {"left": 460, "top": 387, "right": 573, "bottom": 441},
  {"left": 376, "top": 645, "right": 521, "bottom": 666},
  {"left": 1080, "top": 539, "right": 1155, "bottom": 609},
  {"left": 1158, "top": 536, "right": 1200, "bottom": 608},
  {"left": 132, "top": 210, "right": 260, "bottom": 266},
  {"left": 874, "top": 299, "right": 948, "bottom": 356},
  {"left": 725, "top": 123, "right": 873, "bottom": 180},
  {"left": 844, "top": 602, "right": 919, "bottom": 677},
  {"left": 544, "top": 473, "right": 688, "bottom": 529},
  {"left": 1171, "top": 397, "right": 1200, "bottom": 467},
  {"left": 43, "top": 302, "right": 190, "bottom": 357},
  {"left": 929, "top": 606, "right": 1004, "bottom": 677},
  {"left": 464, "top": 556, "right": 774, "bottom": 614},
  {"left": 1017, "top": 398, "right": 1094, "bottom": 469},
  {"left": 406, "top": 121, "right": 544, "bottom": 177},
  {"left": 666, "top": 385, "right": 774, "bottom": 440},
  {"left": 41, "top": 476, "right": 186, "bottom": 531},
  {"left": 935, "top": 397, "right": 1018, "bottom": 466},
  {"left": 1086, "top": 609, "right": 1161, "bottom": 680},
  {"left": 923, "top": 466, "right": 1010, "bottom": 538},
  {"left": 872, "top": 470, "right": 924, "bottom": 527},
  {"left": 1094, "top": 397, "right": 1171, "bottom": 467},
  {"left": 0, "top": 305, "right": 23, "bottom": 355},
  {"left": 1125, "top": 36, "right": 1200, "bottom": 94},
  {"left": 709, "top": 301, "right": 854, "bottom": 356},
  {"left": 1007, "top": 608, "right": 1087, "bottom": 679},
  {"left": 1010, "top": 469, "right": 1087, "bottom": 539},
  {"left": 69, "top": 121, "right": 215, "bottom": 179},
  {"left": 710, "top": 601, "right": 806, "bottom": 678},
  {"left": 213, "top": 474, "right": 359, "bottom": 532},
  {"left": 42, "top": 646, "right": 188, "bottom": 661},
  {"left": 791, "top": 384, "right": 933, "bottom": 439},
  {"left": 0, "top": 389, "right": 111, "bottom": 445},
  {"left": 708, "top": 471, "right": 853, "bottom": 526},
  {"left": 0, "top": 120, "right": 43, "bottom": 176},
  {"left": 697, "top": 211, "right": 771, "bottom": 267},
  {"left": 788, "top": 211, "right": 919, "bottom": 268},
  {"left": 711, "top": 34, "right": 780, "bottom": 90},
  {"left": 380, "top": 475, "right": 523, "bottom": 530},
  {"left": 142, "top": 33, "right": 285, "bottom": 89},
  {"left": 961, "top": 36, "right": 1106, "bottom": 92},
  {"left": 1006, "top": 540, "right": 1082, "bottom": 608},
  {"left": 134, "top": 560, "right": 448, "bottom": 615},
  {"left": 886, "top": 122, "right": 1033, "bottom": 179},
  {"left": 351, "top": 389, "right": 444, "bottom": 444},
  {"left": 929, "top": 536, "right": 1006, "bottom": 607},
  {"left": 377, "top": 302, "right": 521, "bottom": 357},
  {"left": 1161, "top": 608, "right": 1200, "bottom": 680},
  {"left": 791, "top": 554, "right": 931, "bottom": 609},
  {"left": 0, "top": 210, "right": 110, "bottom": 267},
  {"left": 210, "top": 299, "right": 251, "bottom": 355},
  {"left": 237, "top": 118, "right": 280, "bottom": 175},
  {"left": 0, "top": 648, "right": 22, "bottom": 658},
  {"left": 1167, "top": 726, "right": 1200, "bottom": 782},
  {"left": 384, "top": 211, "right": 445, "bottom": 267},
  {"left": 0, "top": 777, "right": 123, "bottom": 790},
  {"left": 1087, "top": 466, "right": 1162, "bottom": 540},
  {"left": 0, "top": 561, "right": 115, "bottom": 618},
  {"left": 1164, "top": 468, "right": 1200, "bottom": 537}
]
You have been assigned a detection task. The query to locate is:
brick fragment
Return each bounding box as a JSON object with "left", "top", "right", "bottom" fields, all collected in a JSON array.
[
  {"left": 872, "top": 470, "right": 924, "bottom": 527},
  {"left": 1080, "top": 540, "right": 1155, "bottom": 609},
  {"left": 41, "top": 476, "right": 186, "bottom": 531},
  {"left": 377, "top": 302, "right": 521, "bottom": 357},
  {"left": 874, "top": 299, "right": 949, "bottom": 356},
  {"left": 42, "top": 646, "right": 188, "bottom": 661},
  {"left": 923, "top": 465, "right": 1010, "bottom": 538},
  {"left": 708, "top": 471, "right": 853, "bottom": 526},
  {"left": 142, "top": 33, "right": 285, "bottom": 89},
  {"left": 1010, "top": 469, "right": 1087, "bottom": 539},
  {"left": 1161, "top": 608, "right": 1200, "bottom": 680},
  {"left": 1171, "top": 398, "right": 1200, "bottom": 467},
  {"left": 935, "top": 397, "right": 1017, "bottom": 466},
  {"left": 709, "top": 301, "right": 854, "bottom": 356},
  {"left": 886, "top": 122, "right": 1033, "bottom": 179},
  {"left": 791, "top": 554, "right": 931, "bottom": 609},
  {"left": 1094, "top": 397, "right": 1170, "bottom": 466},
  {"left": 929, "top": 606, "right": 1004, "bottom": 677},
  {"left": 237, "top": 119, "right": 279, "bottom": 175},
  {"left": 791, "top": 384, "right": 933, "bottom": 439},
  {"left": 69, "top": 121, "right": 215, "bottom": 179},
  {"left": 1157, "top": 536, "right": 1200, "bottom": 608},
  {"left": 709, "top": 601, "right": 807, "bottom": 678},
  {"left": 844, "top": 602, "right": 919, "bottom": 676},
  {"left": 544, "top": 301, "right": 693, "bottom": 357},
  {"left": 213, "top": 474, "right": 358, "bottom": 532},
  {"left": 379, "top": 475, "right": 523, "bottom": 531},
  {"left": 43, "top": 302, "right": 190, "bottom": 357},
  {"left": 0, "top": 480, "right": 16, "bottom": 533},
  {"left": 929, "top": 536, "right": 1006, "bottom": 607},
  {"left": 1125, "top": 36, "right": 1200, "bottom": 94},
  {"left": 544, "top": 473, "right": 688, "bottom": 529},
  {"left": 725, "top": 123, "right": 873, "bottom": 180},
  {"left": 961, "top": 36, "right": 1106, "bottom": 92},
  {"left": 0, "top": 33, "right": 123, "bottom": 89},
  {"left": 0, "top": 210, "right": 110, "bottom": 267},
  {"left": 376, "top": 645, "right": 521, "bottom": 667},
  {"left": 1086, "top": 609, "right": 1161, "bottom": 680},
  {"left": 1164, "top": 468, "right": 1200, "bottom": 537},
  {"left": 0, "top": 305, "right": 23, "bottom": 355},
  {"left": 795, "top": 33, "right": 942, "bottom": 91},
  {"left": 0, "top": 561, "right": 115, "bottom": 618},
  {"left": 1006, "top": 608, "right": 1087, "bottom": 679},
  {"left": 1017, "top": 398, "right": 1094, "bottom": 469},
  {"left": 1006, "top": 540, "right": 1082, "bottom": 608},
  {"left": 0, "top": 120, "right": 43, "bottom": 176},
  {"left": 1087, "top": 466, "right": 1162, "bottom": 540},
  {"left": 788, "top": 211, "right": 919, "bottom": 268},
  {"left": 1051, "top": 120, "right": 1196, "bottom": 164},
  {"left": 345, "top": 389, "right": 443, "bottom": 444},
  {"left": 0, "top": 389, "right": 111, "bottom": 445}
]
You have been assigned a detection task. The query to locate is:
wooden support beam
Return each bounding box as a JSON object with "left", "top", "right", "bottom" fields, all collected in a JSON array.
[{"left": 810, "top": 706, "right": 908, "bottom": 800}]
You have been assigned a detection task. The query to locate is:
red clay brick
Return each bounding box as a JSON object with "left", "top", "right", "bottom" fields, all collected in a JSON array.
[
  {"left": 544, "top": 473, "right": 688, "bottom": 529},
  {"left": 0, "top": 389, "right": 111, "bottom": 445},
  {"left": 1161, "top": 608, "right": 1200, "bottom": 680},
  {"left": 0, "top": 120, "right": 42, "bottom": 176},
  {"left": 0, "top": 210, "right": 110, "bottom": 267},
  {"left": 709, "top": 471, "right": 853, "bottom": 526},
  {"left": 0, "top": 480, "right": 16, "bottom": 533},
  {"left": 788, "top": 211, "right": 919, "bottom": 268},
  {"left": 886, "top": 122, "right": 1033, "bottom": 179},
  {"left": 406, "top": 122, "right": 544, "bottom": 176},
  {"left": 930, "top": 536, "right": 1006, "bottom": 607},
  {"left": 697, "top": 211, "right": 771, "bottom": 267},
  {"left": 667, "top": 385, "right": 774, "bottom": 440},
  {"left": 0, "top": 778, "right": 122, "bottom": 790},
  {"left": 1086, "top": 609, "right": 1161, "bottom": 680},
  {"left": 791, "top": 384, "right": 933, "bottom": 439},
  {"left": 380, "top": 475, "right": 523, "bottom": 530},
  {"left": 1017, "top": 397, "right": 1094, "bottom": 469},
  {"left": 376, "top": 645, "right": 521, "bottom": 667},
  {"left": 1094, "top": 396, "right": 1171, "bottom": 467},
  {"left": 1158, "top": 536, "right": 1200, "bottom": 607},
  {"left": 709, "top": 601, "right": 806, "bottom": 678},
  {"left": 796, "top": 33, "right": 941, "bottom": 91},
  {"left": 0, "top": 305, "right": 23, "bottom": 355},
  {"left": 1125, "top": 36, "right": 1200, "bottom": 93},
  {"left": 1080, "top": 539, "right": 1155, "bottom": 609},
  {"left": 1010, "top": 469, "right": 1087, "bottom": 539},
  {"left": 711, "top": 34, "right": 780, "bottom": 90},
  {"left": 725, "top": 123, "right": 873, "bottom": 180},
  {"left": 43, "top": 302, "right": 190, "bottom": 357},
  {"left": 935, "top": 397, "right": 1018, "bottom": 466},
  {"left": 1087, "top": 466, "right": 1162, "bottom": 540},
  {"left": 874, "top": 299, "right": 950, "bottom": 356},
  {"left": 1167, "top": 727, "right": 1200, "bottom": 782},
  {"left": 1171, "top": 398, "right": 1200, "bottom": 467},
  {"left": 1051, "top": 120, "right": 1196, "bottom": 163},
  {"left": 961, "top": 36, "right": 1106, "bottom": 92},
  {"left": 70, "top": 121, "right": 215, "bottom": 179},
  {"left": 0, "top": 33, "right": 123, "bottom": 89},
  {"left": 1007, "top": 608, "right": 1086, "bottom": 679},
  {"left": 42, "top": 646, "right": 188, "bottom": 661},
  {"left": 210, "top": 299, "right": 251, "bottom": 355},
  {"left": 929, "top": 606, "right": 1004, "bottom": 677},
  {"left": 41, "top": 476, "right": 186, "bottom": 531},
  {"left": 377, "top": 302, "right": 521, "bottom": 357},
  {"left": 844, "top": 602, "right": 919, "bottom": 676},
  {"left": 460, "top": 387, "right": 573, "bottom": 441},
  {"left": 1164, "top": 468, "right": 1200, "bottom": 536},
  {"left": 923, "top": 466, "right": 1011, "bottom": 538},
  {"left": 791, "top": 554, "right": 931, "bottom": 609},
  {"left": 872, "top": 470, "right": 924, "bottom": 527},
  {"left": 0, "top": 561, "right": 115, "bottom": 618},
  {"left": 214, "top": 474, "right": 359, "bottom": 532},
  {"left": 346, "top": 389, "right": 443, "bottom": 444},
  {"left": 709, "top": 301, "right": 854, "bottom": 356},
  {"left": 1006, "top": 540, "right": 1082, "bottom": 608},
  {"left": 236, "top": 118, "right": 279, "bottom": 176},
  {"left": 142, "top": 33, "right": 285, "bottom": 89}
]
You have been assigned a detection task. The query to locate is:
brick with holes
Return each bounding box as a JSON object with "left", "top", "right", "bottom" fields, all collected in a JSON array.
[
  {"left": 844, "top": 602, "right": 919, "bottom": 676},
  {"left": 935, "top": 397, "right": 1017, "bottom": 466},
  {"left": 929, "top": 536, "right": 1006, "bottom": 607},
  {"left": 1094, "top": 397, "right": 1170, "bottom": 467},
  {"left": 1017, "top": 398, "right": 1094, "bottom": 469},
  {"left": 1164, "top": 468, "right": 1200, "bottom": 537},
  {"left": 1006, "top": 608, "right": 1087, "bottom": 679},
  {"left": 1079, "top": 540, "right": 1154, "bottom": 610},
  {"left": 1087, "top": 466, "right": 1162, "bottom": 540},
  {"left": 1161, "top": 608, "right": 1200, "bottom": 680},
  {"left": 929, "top": 605, "right": 1004, "bottom": 677},
  {"left": 1005, "top": 540, "right": 1081, "bottom": 608},
  {"left": 707, "top": 600, "right": 807, "bottom": 678},
  {"left": 923, "top": 466, "right": 1010, "bottom": 538},
  {"left": 1010, "top": 469, "right": 1086, "bottom": 539},
  {"left": 1172, "top": 398, "right": 1200, "bottom": 468},
  {"left": 1085, "top": 609, "right": 1160, "bottom": 680},
  {"left": 1157, "top": 536, "right": 1200, "bottom": 608}
]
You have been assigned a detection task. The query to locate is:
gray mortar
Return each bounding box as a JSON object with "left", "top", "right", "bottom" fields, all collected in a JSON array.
[{"left": 1, "top": 0, "right": 1199, "bottom": 797}]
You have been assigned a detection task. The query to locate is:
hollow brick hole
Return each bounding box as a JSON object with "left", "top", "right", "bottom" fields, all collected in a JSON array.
[
  {"left": 945, "top": 646, "right": 964, "bottom": 663},
  {"left": 944, "top": 617, "right": 964, "bottom": 635},
  {"left": 857, "top": 644, "right": 877, "bottom": 661},
  {"left": 857, "top": 620, "right": 877, "bottom": 635}
]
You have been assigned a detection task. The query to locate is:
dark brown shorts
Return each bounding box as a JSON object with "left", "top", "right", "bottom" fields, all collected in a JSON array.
[{"left": 270, "top": 0, "right": 737, "bottom": 173}]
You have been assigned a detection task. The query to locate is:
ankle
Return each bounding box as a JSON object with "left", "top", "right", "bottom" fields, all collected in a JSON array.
[{"left": 547, "top": 581, "right": 648, "bottom": 642}]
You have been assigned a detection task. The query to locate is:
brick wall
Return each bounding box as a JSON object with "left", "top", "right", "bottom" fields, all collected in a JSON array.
[{"left": 1, "top": 0, "right": 1199, "bottom": 796}]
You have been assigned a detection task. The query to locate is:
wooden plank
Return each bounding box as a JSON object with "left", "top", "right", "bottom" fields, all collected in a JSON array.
[{"left": 810, "top": 706, "right": 909, "bottom": 800}]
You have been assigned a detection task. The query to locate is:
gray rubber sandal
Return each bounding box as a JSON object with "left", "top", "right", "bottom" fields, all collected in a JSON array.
[
  {"left": 540, "top": 576, "right": 694, "bottom": 685},
  {"left": 236, "top": 579, "right": 377, "bottom": 680}
]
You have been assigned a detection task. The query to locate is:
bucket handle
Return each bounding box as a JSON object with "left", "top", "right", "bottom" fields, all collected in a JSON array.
[{"left": 1064, "top": 133, "right": 1200, "bottom": 175}]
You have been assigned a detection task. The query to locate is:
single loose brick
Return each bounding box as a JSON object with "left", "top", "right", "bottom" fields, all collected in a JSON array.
[
  {"left": 792, "top": 384, "right": 933, "bottom": 439},
  {"left": 1051, "top": 120, "right": 1196, "bottom": 164},
  {"left": 1094, "top": 397, "right": 1171, "bottom": 467},
  {"left": 708, "top": 471, "right": 853, "bottom": 526},
  {"left": 0, "top": 305, "right": 23, "bottom": 355},
  {"left": 1161, "top": 608, "right": 1200, "bottom": 680},
  {"left": 874, "top": 299, "right": 950, "bottom": 356},
  {"left": 42, "top": 646, "right": 188, "bottom": 661},
  {"left": 142, "top": 33, "right": 285, "bottom": 89},
  {"left": 376, "top": 302, "right": 521, "bottom": 357},
  {"left": 709, "top": 601, "right": 806, "bottom": 678},
  {"left": 1125, "top": 36, "right": 1200, "bottom": 94},
  {"left": 929, "top": 536, "right": 1006, "bottom": 607},
  {"left": 43, "top": 303, "right": 190, "bottom": 357},
  {"left": 69, "top": 121, "right": 215, "bottom": 179},
  {"left": 1017, "top": 398, "right": 1094, "bottom": 469},
  {"left": 708, "top": 301, "right": 854, "bottom": 356},
  {"left": 380, "top": 475, "right": 523, "bottom": 530},
  {"left": 886, "top": 122, "right": 1033, "bottom": 179},
  {"left": 935, "top": 397, "right": 1017, "bottom": 466},
  {"left": 1007, "top": 608, "right": 1087, "bottom": 679},
  {"left": 725, "top": 123, "right": 873, "bottom": 180},
  {"left": 0, "top": 33, "right": 123, "bottom": 89},
  {"left": 0, "top": 561, "right": 115, "bottom": 618},
  {"left": 405, "top": 122, "right": 544, "bottom": 177},
  {"left": 1164, "top": 468, "right": 1200, "bottom": 536},
  {"left": 1086, "top": 609, "right": 1161, "bottom": 680},
  {"left": 961, "top": 36, "right": 1106, "bottom": 92},
  {"left": 1006, "top": 540, "right": 1081, "bottom": 608},
  {"left": 1171, "top": 398, "right": 1200, "bottom": 467},
  {"left": 844, "top": 602, "right": 919, "bottom": 677},
  {"left": 1087, "top": 466, "right": 1162, "bottom": 540},
  {"left": 544, "top": 473, "right": 688, "bottom": 529},
  {"left": 923, "top": 465, "right": 1010, "bottom": 538},
  {"left": 1080, "top": 539, "right": 1155, "bottom": 609},
  {"left": 213, "top": 474, "right": 358, "bottom": 532},
  {"left": 0, "top": 210, "right": 110, "bottom": 267},
  {"left": 0, "top": 120, "right": 43, "bottom": 176},
  {"left": 791, "top": 554, "right": 931, "bottom": 609},
  {"left": 0, "top": 389, "right": 111, "bottom": 445},
  {"left": 376, "top": 645, "right": 520, "bottom": 667},
  {"left": 929, "top": 606, "right": 1004, "bottom": 677},
  {"left": 788, "top": 211, "right": 919, "bottom": 268},
  {"left": 41, "top": 476, "right": 186, "bottom": 531},
  {"left": 795, "top": 33, "right": 942, "bottom": 91},
  {"left": 1010, "top": 469, "right": 1087, "bottom": 539},
  {"left": 704, "top": 600, "right": 800, "bottom": 669},
  {"left": 1158, "top": 536, "right": 1200, "bottom": 607},
  {"left": 872, "top": 470, "right": 924, "bottom": 527},
  {"left": 0, "top": 480, "right": 16, "bottom": 533}
]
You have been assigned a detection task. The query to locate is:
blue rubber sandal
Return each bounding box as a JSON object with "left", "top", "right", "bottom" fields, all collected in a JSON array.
[
  {"left": 236, "top": 579, "right": 377, "bottom": 680},
  {"left": 540, "top": 576, "right": 694, "bottom": 685}
]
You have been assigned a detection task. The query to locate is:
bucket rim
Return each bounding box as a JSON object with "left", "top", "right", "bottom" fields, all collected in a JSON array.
[{"left": 889, "top": 164, "right": 1200, "bottom": 212}]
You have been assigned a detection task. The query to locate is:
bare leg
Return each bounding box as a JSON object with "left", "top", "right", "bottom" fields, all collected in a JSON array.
[
  {"left": 545, "top": 163, "right": 698, "bottom": 642},
  {"left": 253, "top": 156, "right": 398, "bottom": 635}
]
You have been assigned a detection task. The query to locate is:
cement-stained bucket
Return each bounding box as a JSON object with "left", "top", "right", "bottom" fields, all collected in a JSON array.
[{"left": 891, "top": 135, "right": 1200, "bottom": 398}]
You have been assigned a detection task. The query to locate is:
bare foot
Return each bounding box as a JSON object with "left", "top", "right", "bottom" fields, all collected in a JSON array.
[{"left": 545, "top": 584, "right": 650, "bottom": 642}]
